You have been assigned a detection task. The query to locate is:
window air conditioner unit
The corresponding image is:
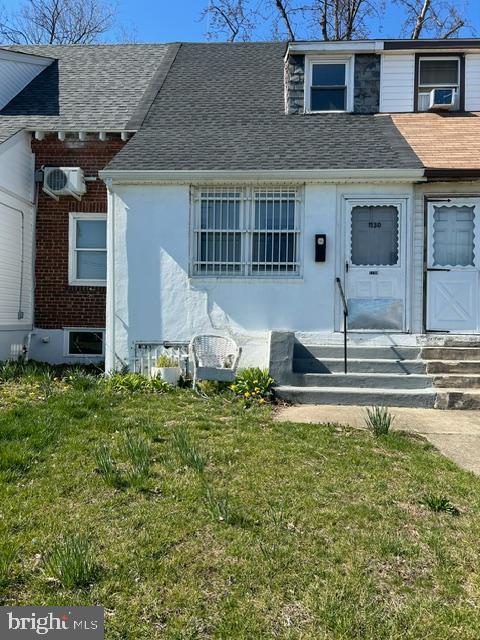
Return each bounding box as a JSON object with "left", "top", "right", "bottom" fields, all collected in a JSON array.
[
  {"left": 429, "top": 88, "right": 457, "bottom": 111},
  {"left": 43, "top": 167, "right": 86, "bottom": 201}
]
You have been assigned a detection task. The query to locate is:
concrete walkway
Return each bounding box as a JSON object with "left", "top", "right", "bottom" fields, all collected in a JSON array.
[{"left": 275, "top": 405, "right": 480, "bottom": 475}]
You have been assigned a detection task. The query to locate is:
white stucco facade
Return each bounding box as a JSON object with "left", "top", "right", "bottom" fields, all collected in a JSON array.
[{"left": 105, "top": 178, "right": 427, "bottom": 371}]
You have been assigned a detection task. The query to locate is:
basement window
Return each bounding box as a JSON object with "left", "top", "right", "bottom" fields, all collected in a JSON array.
[
  {"left": 69, "top": 212, "right": 107, "bottom": 285},
  {"left": 306, "top": 57, "right": 353, "bottom": 112},
  {"left": 191, "top": 187, "right": 301, "bottom": 277},
  {"left": 65, "top": 329, "right": 104, "bottom": 357}
]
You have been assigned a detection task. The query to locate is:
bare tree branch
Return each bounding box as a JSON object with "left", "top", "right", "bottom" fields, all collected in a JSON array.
[
  {"left": 396, "top": 0, "right": 471, "bottom": 39},
  {"left": 200, "top": 0, "right": 257, "bottom": 41},
  {"left": 274, "top": 0, "right": 296, "bottom": 39},
  {"left": 0, "top": 0, "right": 117, "bottom": 44}
]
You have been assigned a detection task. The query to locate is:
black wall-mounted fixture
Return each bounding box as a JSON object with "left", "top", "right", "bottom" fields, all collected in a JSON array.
[{"left": 315, "top": 234, "right": 326, "bottom": 262}]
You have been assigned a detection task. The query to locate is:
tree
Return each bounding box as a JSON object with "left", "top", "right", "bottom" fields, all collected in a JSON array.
[
  {"left": 200, "top": 0, "right": 471, "bottom": 41},
  {"left": 395, "top": 0, "right": 468, "bottom": 39},
  {"left": 200, "top": 0, "right": 257, "bottom": 42},
  {"left": 0, "top": 0, "right": 117, "bottom": 45}
]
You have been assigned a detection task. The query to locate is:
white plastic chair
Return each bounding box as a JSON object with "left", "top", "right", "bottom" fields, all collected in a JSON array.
[{"left": 189, "top": 335, "right": 241, "bottom": 389}]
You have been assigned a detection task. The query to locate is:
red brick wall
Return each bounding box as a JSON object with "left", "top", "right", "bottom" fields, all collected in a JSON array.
[{"left": 33, "top": 134, "right": 125, "bottom": 329}]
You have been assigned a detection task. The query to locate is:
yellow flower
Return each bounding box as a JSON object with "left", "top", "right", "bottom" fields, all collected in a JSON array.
[
  {"left": 259, "top": 398, "right": 266, "bottom": 404},
  {"left": 244, "top": 391, "right": 251, "bottom": 398}
]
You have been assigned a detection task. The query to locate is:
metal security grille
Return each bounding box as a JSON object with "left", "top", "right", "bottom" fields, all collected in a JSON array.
[{"left": 192, "top": 187, "right": 300, "bottom": 277}]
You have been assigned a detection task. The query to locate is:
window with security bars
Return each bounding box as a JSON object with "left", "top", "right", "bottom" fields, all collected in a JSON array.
[{"left": 192, "top": 188, "right": 300, "bottom": 276}]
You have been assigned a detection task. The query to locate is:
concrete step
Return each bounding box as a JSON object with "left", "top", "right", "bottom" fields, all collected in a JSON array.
[
  {"left": 426, "top": 360, "right": 480, "bottom": 374},
  {"left": 294, "top": 345, "right": 421, "bottom": 361},
  {"left": 432, "top": 375, "right": 480, "bottom": 389},
  {"left": 421, "top": 347, "right": 480, "bottom": 361},
  {"left": 435, "top": 389, "right": 480, "bottom": 410},
  {"left": 293, "top": 357, "right": 427, "bottom": 375},
  {"left": 275, "top": 385, "right": 436, "bottom": 408},
  {"left": 291, "top": 372, "right": 432, "bottom": 389}
]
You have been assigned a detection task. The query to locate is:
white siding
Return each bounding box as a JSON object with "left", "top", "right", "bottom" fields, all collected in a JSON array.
[
  {"left": 0, "top": 50, "right": 50, "bottom": 110},
  {"left": 465, "top": 53, "right": 480, "bottom": 112},
  {"left": 380, "top": 53, "right": 415, "bottom": 113},
  {"left": 0, "top": 131, "right": 35, "bottom": 340}
]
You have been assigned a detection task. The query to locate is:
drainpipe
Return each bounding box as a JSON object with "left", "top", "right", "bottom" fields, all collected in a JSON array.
[{"left": 105, "top": 179, "right": 116, "bottom": 374}]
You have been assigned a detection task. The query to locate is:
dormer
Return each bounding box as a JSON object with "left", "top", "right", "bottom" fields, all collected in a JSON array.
[
  {"left": 0, "top": 48, "right": 52, "bottom": 110},
  {"left": 285, "top": 38, "right": 480, "bottom": 115}
]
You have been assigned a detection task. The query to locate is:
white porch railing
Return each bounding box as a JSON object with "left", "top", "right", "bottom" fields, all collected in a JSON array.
[{"left": 133, "top": 341, "right": 190, "bottom": 378}]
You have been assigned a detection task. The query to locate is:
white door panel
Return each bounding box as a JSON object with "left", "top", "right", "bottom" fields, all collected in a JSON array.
[
  {"left": 345, "top": 200, "right": 407, "bottom": 331},
  {"left": 426, "top": 199, "right": 480, "bottom": 332}
]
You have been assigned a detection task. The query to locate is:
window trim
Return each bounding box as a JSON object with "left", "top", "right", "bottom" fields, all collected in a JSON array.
[
  {"left": 414, "top": 53, "right": 465, "bottom": 112},
  {"left": 68, "top": 212, "right": 107, "bottom": 286},
  {"left": 190, "top": 186, "right": 303, "bottom": 279},
  {"left": 63, "top": 327, "right": 105, "bottom": 358},
  {"left": 304, "top": 56, "right": 354, "bottom": 113}
]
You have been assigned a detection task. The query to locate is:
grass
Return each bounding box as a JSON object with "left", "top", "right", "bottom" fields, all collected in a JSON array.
[{"left": 1, "top": 369, "right": 480, "bottom": 638}]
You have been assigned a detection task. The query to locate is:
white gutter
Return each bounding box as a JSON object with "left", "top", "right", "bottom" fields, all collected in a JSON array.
[
  {"left": 105, "top": 179, "right": 116, "bottom": 374},
  {"left": 100, "top": 168, "right": 426, "bottom": 184},
  {"left": 287, "top": 40, "right": 384, "bottom": 56}
]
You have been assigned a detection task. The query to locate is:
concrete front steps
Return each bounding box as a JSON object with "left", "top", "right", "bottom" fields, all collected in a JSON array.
[{"left": 274, "top": 338, "right": 480, "bottom": 409}]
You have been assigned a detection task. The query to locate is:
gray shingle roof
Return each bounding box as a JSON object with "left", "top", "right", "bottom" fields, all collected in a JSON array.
[
  {"left": 107, "top": 42, "right": 422, "bottom": 171},
  {"left": 0, "top": 44, "right": 171, "bottom": 132}
]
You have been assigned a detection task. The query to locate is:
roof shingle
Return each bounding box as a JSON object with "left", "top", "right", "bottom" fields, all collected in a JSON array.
[
  {"left": 107, "top": 42, "right": 422, "bottom": 172},
  {"left": 0, "top": 44, "right": 171, "bottom": 132}
]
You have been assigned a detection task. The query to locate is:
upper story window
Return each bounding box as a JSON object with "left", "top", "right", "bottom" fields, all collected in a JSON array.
[
  {"left": 417, "top": 56, "right": 460, "bottom": 111},
  {"left": 69, "top": 212, "right": 107, "bottom": 286},
  {"left": 306, "top": 57, "right": 353, "bottom": 113}
]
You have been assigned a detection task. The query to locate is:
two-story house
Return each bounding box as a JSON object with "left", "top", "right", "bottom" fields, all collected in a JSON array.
[
  {"left": 0, "top": 44, "right": 171, "bottom": 363},
  {"left": 100, "top": 39, "right": 480, "bottom": 407}
]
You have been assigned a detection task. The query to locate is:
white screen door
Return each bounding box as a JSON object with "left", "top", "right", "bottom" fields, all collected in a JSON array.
[
  {"left": 426, "top": 199, "right": 480, "bottom": 332},
  {"left": 345, "top": 200, "right": 407, "bottom": 331}
]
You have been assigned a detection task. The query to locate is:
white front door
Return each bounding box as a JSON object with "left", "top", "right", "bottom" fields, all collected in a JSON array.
[
  {"left": 426, "top": 198, "right": 480, "bottom": 332},
  {"left": 345, "top": 200, "right": 407, "bottom": 331}
]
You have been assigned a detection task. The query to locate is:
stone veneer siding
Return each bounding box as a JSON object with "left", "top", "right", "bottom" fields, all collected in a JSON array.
[
  {"left": 285, "top": 53, "right": 381, "bottom": 114},
  {"left": 33, "top": 133, "right": 125, "bottom": 329},
  {"left": 285, "top": 54, "right": 305, "bottom": 114},
  {"left": 354, "top": 54, "right": 381, "bottom": 114}
]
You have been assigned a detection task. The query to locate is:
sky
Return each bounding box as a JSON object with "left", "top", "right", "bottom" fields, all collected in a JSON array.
[{"left": 1, "top": 0, "right": 479, "bottom": 43}]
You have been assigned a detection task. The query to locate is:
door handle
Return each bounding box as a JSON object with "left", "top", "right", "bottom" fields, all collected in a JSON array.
[{"left": 427, "top": 268, "right": 451, "bottom": 272}]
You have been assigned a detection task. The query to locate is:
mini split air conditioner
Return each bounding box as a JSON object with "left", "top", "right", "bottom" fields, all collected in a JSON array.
[
  {"left": 429, "top": 88, "right": 457, "bottom": 111},
  {"left": 43, "top": 167, "right": 86, "bottom": 201}
]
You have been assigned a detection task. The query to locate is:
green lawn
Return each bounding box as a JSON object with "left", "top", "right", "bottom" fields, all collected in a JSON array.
[{"left": 1, "top": 373, "right": 480, "bottom": 639}]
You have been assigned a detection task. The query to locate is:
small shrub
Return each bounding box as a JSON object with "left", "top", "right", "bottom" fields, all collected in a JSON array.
[
  {"left": 0, "top": 542, "right": 17, "bottom": 587},
  {"left": 172, "top": 426, "right": 207, "bottom": 474},
  {"left": 156, "top": 355, "right": 178, "bottom": 368},
  {"left": 44, "top": 534, "right": 97, "bottom": 589},
  {"left": 120, "top": 430, "right": 152, "bottom": 487},
  {"left": 230, "top": 368, "right": 274, "bottom": 403},
  {"left": 203, "top": 483, "right": 241, "bottom": 525},
  {"left": 94, "top": 443, "right": 122, "bottom": 488},
  {"left": 365, "top": 406, "right": 394, "bottom": 436},
  {"left": 105, "top": 372, "right": 169, "bottom": 394},
  {"left": 422, "top": 494, "right": 460, "bottom": 516},
  {"left": 63, "top": 369, "right": 100, "bottom": 391}
]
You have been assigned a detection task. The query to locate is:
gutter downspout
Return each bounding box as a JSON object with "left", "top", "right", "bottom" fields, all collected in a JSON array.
[{"left": 105, "top": 179, "right": 116, "bottom": 374}]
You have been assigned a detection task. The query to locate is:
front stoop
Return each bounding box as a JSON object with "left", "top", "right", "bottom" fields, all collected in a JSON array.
[{"left": 271, "top": 333, "right": 480, "bottom": 409}]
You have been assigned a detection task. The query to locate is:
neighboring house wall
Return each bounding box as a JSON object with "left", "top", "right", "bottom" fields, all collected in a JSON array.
[
  {"left": 0, "top": 131, "right": 35, "bottom": 359},
  {"left": 465, "top": 53, "right": 480, "bottom": 112},
  {"left": 28, "top": 133, "right": 125, "bottom": 363},
  {"left": 379, "top": 54, "right": 415, "bottom": 113},
  {"left": 108, "top": 181, "right": 416, "bottom": 370},
  {"left": 0, "top": 49, "right": 51, "bottom": 110}
]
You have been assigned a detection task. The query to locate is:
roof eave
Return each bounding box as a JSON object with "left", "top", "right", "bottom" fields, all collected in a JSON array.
[{"left": 100, "top": 168, "right": 426, "bottom": 184}]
